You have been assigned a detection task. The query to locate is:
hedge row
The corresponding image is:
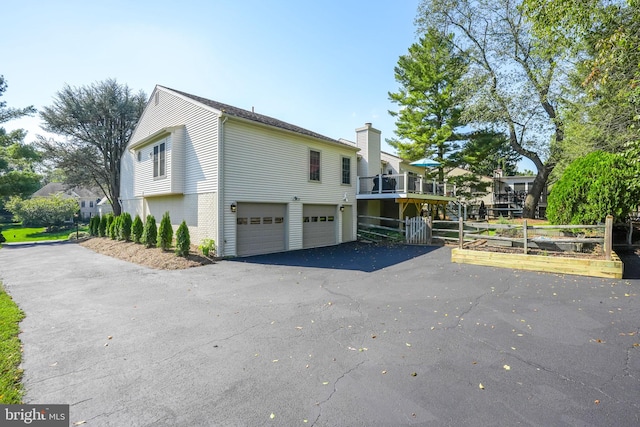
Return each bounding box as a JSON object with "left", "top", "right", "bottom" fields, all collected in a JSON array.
[{"left": 89, "top": 211, "right": 192, "bottom": 257}]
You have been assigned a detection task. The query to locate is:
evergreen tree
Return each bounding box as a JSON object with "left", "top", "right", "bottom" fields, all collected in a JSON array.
[
  {"left": 132, "top": 214, "right": 143, "bottom": 243},
  {"left": 98, "top": 215, "right": 108, "bottom": 237},
  {"left": 387, "top": 27, "right": 468, "bottom": 182},
  {"left": 142, "top": 214, "right": 157, "bottom": 248},
  {"left": 546, "top": 151, "right": 639, "bottom": 224},
  {"left": 120, "top": 212, "right": 132, "bottom": 241},
  {"left": 175, "top": 221, "right": 190, "bottom": 257},
  {"left": 158, "top": 211, "right": 173, "bottom": 250}
]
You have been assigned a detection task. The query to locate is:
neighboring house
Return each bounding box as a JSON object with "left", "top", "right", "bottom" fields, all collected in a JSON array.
[
  {"left": 120, "top": 86, "right": 359, "bottom": 257},
  {"left": 96, "top": 196, "right": 114, "bottom": 217},
  {"left": 32, "top": 183, "right": 102, "bottom": 220},
  {"left": 489, "top": 170, "right": 548, "bottom": 218}
]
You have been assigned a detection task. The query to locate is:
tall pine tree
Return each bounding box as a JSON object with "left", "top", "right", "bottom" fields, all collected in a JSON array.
[{"left": 387, "top": 28, "right": 468, "bottom": 182}]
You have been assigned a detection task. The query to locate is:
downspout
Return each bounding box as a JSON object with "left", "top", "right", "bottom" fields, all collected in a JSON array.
[{"left": 217, "top": 115, "right": 228, "bottom": 256}]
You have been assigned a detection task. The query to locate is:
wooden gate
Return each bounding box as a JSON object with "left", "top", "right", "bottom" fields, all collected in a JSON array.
[{"left": 405, "top": 216, "right": 431, "bottom": 244}]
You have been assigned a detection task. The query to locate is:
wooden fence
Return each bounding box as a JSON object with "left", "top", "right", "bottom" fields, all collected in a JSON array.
[
  {"left": 456, "top": 215, "right": 614, "bottom": 260},
  {"left": 358, "top": 214, "right": 614, "bottom": 260}
]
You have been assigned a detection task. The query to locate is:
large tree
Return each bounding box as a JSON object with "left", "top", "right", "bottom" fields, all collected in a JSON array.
[
  {"left": 417, "top": 0, "right": 569, "bottom": 218},
  {"left": 38, "top": 79, "right": 146, "bottom": 216},
  {"left": 387, "top": 27, "right": 468, "bottom": 182},
  {"left": 523, "top": 0, "right": 640, "bottom": 183},
  {"left": 0, "top": 76, "right": 41, "bottom": 207},
  {"left": 449, "top": 129, "right": 521, "bottom": 177}
]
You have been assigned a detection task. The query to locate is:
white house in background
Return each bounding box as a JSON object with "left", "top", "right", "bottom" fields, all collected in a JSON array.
[
  {"left": 96, "top": 196, "right": 113, "bottom": 217},
  {"left": 32, "top": 183, "right": 102, "bottom": 220},
  {"left": 120, "top": 85, "right": 359, "bottom": 257}
]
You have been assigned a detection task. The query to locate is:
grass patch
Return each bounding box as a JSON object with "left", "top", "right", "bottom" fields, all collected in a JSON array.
[
  {"left": 1, "top": 223, "right": 89, "bottom": 243},
  {"left": 0, "top": 283, "right": 25, "bottom": 403}
]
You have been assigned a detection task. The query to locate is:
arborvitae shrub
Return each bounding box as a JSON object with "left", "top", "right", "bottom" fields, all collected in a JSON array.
[
  {"left": 109, "top": 216, "right": 119, "bottom": 240},
  {"left": 106, "top": 214, "right": 114, "bottom": 237},
  {"left": 121, "top": 212, "right": 132, "bottom": 241},
  {"left": 175, "top": 220, "right": 190, "bottom": 257},
  {"left": 158, "top": 211, "right": 173, "bottom": 250},
  {"left": 98, "top": 215, "right": 108, "bottom": 237},
  {"left": 142, "top": 215, "right": 157, "bottom": 248},
  {"left": 132, "top": 215, "right": 143, "bottom": 243},
  {"left": 89, "top": 216, "right": 100, "bottom": 236}
]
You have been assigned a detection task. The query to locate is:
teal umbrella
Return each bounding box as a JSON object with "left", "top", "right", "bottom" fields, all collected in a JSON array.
[{"left": 410, "top": 158, "right": 440, "bottom": 167}]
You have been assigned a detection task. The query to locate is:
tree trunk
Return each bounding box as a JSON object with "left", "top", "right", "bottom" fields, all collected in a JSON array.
[{"left": 522, "top": 165, "right": 552, "bottom": 218}]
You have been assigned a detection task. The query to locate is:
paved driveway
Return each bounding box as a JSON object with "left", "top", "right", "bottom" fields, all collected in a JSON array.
[{"left": 0, "top": 241, "right": 639, "bottom": 426}]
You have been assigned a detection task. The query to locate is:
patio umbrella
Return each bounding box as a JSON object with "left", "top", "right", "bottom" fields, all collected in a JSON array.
[{"left": 410, "top": 158, "right": 440, "bottom": 167}]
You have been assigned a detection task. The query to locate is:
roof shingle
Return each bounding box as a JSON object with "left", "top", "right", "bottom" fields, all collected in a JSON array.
[{"left": 162, "top": 86, "right": 352, "bottom": 147}]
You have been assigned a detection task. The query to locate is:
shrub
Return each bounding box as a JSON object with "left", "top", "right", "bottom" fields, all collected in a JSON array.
[
  {"left": 5, "top": 194, "right": 79, "bottom": 228},
  {"left": 89, "top": 216, "right": 100, "bottom": 236},
  {"left": 142, "top": 215, "right": 157, "bottom": 248},
  {"left": 199, "top": 238, "right": 216, "bottom": 257},
  {"left": 109, "top": 216, "right": 119, "bottom": 240},
  {"left": 158, "top": 211, "right": 173, "bottom": 250},
  {"left": 106, "top": 214, "right": 114, "bottom": 235},
  {"left": 546, "top": 151, "right": 640, "bottom": 224},
  {"left": 175, "top": 221, "right": 190, "bottom": 257},
  {"left": 120, "top": 212, "right": 132, "bottom": 241},
  {"left": 68, "top": 231, "right": 90, "bottom": 240},
  {"left": 98, "top": 215, "right": 108, "bottom": 237},
  {"left": 132, "top": 214, "right": 143, "bottom": 243}
]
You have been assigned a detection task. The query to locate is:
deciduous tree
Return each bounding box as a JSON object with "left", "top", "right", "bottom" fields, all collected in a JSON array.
[
  {"left": 417, "top": 0, "right": 569, "bottom": 217},
  {"left": 0, "top": 76, "right": 41, "bottom": 207},
  {"left": 38, "top": 79, "right": 146, "bottom": 216}
]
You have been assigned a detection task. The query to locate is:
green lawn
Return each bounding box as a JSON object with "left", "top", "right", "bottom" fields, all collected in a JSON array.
[
  {"left": 0, "top": 284, "right": 25, "bottom": 403},
  {"left": 1, "top": 223, "right": 89, "bottom": 243}
]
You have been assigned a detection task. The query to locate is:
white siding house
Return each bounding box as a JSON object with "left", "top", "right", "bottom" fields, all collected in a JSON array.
[{"left": 120, "top": 86, "right": 359, "bottom": 257}]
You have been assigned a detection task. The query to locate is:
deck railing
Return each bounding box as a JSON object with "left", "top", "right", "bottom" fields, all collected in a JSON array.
[{"left": 357, "top": 173, "right": 450, "bottom": 196}]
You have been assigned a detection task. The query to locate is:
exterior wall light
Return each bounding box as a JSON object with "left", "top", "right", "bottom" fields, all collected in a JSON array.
[
  {"left": 230, "top": 202, "right": 237, "bottom": 213},
  {"left": 339, "top": 205, "right": 345, "bottom": 212}
]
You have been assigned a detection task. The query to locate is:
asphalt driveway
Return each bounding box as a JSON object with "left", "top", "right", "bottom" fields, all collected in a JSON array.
[{"left": 0, "top": 241, "right": 639, "bottom": 426}]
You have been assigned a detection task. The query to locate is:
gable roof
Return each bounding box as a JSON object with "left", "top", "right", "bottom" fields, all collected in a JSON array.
[
  {"left": 160, "top": 86, "right": 356, "bottom": 149},
  {"left": 32, "top": 182, "right": 101, "bottom": 199}
]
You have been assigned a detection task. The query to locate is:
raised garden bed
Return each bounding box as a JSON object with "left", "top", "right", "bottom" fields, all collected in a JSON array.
[{"left": 451, "top": 247, "right": 623, "bottom": 279}]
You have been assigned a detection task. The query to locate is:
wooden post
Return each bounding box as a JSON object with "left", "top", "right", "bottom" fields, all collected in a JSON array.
[
  {"left": 458, "top": 217, "right": 464, "bottom": 249},
  {"left": 523, "top": 219, "right": 528, "bottom": 254},
  {"left": 427, "top": 215, "right": 432, "bottom": 245},
  {"left": 604, "top": 215, "right": 613, "bottom": 261}
]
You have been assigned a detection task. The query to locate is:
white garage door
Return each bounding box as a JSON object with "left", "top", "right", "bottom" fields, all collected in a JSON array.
[
  {"left": 236, "top": 203, "right": 286, "bottom": 256},
  {"left": 303, "top": 205, "right": 337, "bottom": 249}
]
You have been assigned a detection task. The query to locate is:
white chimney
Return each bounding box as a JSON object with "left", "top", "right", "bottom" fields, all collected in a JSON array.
[{"left": 355, "top": 123, "right": 381, "bottom": 178}]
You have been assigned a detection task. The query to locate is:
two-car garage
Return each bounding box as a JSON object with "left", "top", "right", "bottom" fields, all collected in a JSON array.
[{"left": 235, "top": 203, "right": 338, "bottom": 256}]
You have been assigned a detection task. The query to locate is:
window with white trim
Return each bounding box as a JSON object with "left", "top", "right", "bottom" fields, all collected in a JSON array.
[
  {"left": 309, "top": 150, "right": 320, "bottom": 182},
  {"left": 153, "top": 142, "right": 166, "bottom": 178}
]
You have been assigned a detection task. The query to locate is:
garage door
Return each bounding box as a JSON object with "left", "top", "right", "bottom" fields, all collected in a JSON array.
[
  {"left": 236, "top": 203, "right": 286, "bottom": 256},
  {"left": 303, "top": 205, "right": 337, "bottom": 249}
]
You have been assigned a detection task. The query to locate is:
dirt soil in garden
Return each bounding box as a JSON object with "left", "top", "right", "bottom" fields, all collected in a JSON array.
[{"left": 79, "top": 237, "right": 214, "bottom": 270}]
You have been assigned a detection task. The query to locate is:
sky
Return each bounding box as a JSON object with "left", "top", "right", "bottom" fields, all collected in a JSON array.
[{"left": 2, "top": 0, "right": 534, "bottom": 171}]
